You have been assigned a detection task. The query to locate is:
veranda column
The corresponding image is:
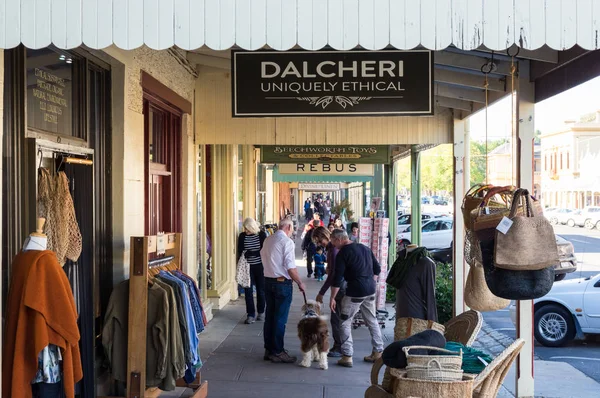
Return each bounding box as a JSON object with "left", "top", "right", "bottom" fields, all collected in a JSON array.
[
  {"left": 389, "top": 160, "right": 398, "bottom": 264},
  {"left": 515, "top": 60, "right": 535, "bottom": 398},
  {"left": 452, "top": 117, "right": 468, "bottom": 316},
  {"left": 410, "top": 146, "right": 421, "bottom": 246}
]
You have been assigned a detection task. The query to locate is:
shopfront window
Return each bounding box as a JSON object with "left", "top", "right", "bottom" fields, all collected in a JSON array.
[{"left": 26, "top": 48, "right": 82, "bottom": 139}]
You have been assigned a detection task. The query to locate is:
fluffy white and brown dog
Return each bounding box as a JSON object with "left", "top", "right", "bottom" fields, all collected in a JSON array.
[{"left": 297, "top": 299, "right": 330, "bottom": 369}]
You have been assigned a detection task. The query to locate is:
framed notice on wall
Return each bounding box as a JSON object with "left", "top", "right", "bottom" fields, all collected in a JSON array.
[{"left": 232, "top": 50, "right": 433, "bottom": 117}]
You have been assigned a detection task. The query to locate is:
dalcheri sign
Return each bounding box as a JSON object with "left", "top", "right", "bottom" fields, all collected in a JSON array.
[
  {"left": 278, "top": 163, "right": 374, "bottom": 176},
  {"left": 261, "top": 145, "right": 389, "bottom": 164},
  {"left": 232, "top": 50, "right": 433, "bottom": 117},
  {"left": 298, "top": 183, "right": 340, "bottom": 191}
]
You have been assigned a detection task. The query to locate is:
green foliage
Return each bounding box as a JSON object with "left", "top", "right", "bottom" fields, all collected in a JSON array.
[
  {"left": 435, "top": 262, "right": 454, "bottom": 325},
  {"left": 469, "top": 139, "right": 508, "bottom": 186},
  {"left": 386, "top": 285, "right": 396, "bottom": 303},
  {"left": 331, "top": 198, "right": 354, "bottom": 221}
]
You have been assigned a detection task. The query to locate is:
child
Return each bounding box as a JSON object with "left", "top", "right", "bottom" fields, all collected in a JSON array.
[{"left": 313, "top": 247, "right": 327, "bottom": 281}]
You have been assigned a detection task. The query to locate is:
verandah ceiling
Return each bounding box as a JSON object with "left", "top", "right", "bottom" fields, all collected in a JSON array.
[{"left": 1, "top": 0, "right": 598, "bottom": 52}]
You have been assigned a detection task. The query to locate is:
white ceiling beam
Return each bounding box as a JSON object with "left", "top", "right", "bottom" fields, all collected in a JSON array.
[
  {"left": 435, "top": 68, "right": 505, "bottom": 92},
  {"left": 435, "top": 83, "right": 486, "bottom": 103},
  {"left": 434, "top": 96, "right": 472, "bottom": 112},
  {"left": 435, "top": 51, "right": 512, "bottom": 75}
]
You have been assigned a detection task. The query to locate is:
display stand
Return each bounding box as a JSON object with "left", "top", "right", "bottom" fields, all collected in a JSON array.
[{"left": 126, "top": 233, "right": 208, "bottom": 398}]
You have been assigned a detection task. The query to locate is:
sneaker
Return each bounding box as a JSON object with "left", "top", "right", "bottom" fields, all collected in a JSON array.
[
  {"left": 244, "top": 316, "right": 255, "bottom": 324},
  {"left": 364, "top": 350, "right": 382, "bottom": 363},
  {"left": 337, "top": 356, "right": 353, "bottom": 368},
  {"left": 256, "top": 313, "right": 264, "bottom": 321},
  {"left": 270, "top": 350, "right": 297, "bottom": 364}
]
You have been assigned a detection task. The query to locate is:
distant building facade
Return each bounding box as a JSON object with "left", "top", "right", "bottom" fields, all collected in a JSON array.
[
  {"left": 486, "top": 142, "right": 542, "bottom": 199},
  {"left": 541, "top": 112, "right": 600, "bottom": 209}
]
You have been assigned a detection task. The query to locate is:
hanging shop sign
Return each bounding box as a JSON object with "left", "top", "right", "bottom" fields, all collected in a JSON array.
[
  {"left": 278, "top": 163, "right": 374, "bottom": 176},
  {"left": 232, "top": 50, "right": 433, "bottom": 117},
  {"left": 298, "top": 183, "right": 340, "bottom": 191},
  {"left": 261, "top": 145, "right": 389, "bottom": 164}
]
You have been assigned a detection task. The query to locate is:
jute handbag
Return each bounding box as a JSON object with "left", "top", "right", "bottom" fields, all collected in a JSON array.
[
  {"left": 471, "top": 186, "right": 515, "bottom": 237},
  {"left": 464, "top": 260, "right": 510, "bottom": 312},
  {"left": 462, "top": 184, "right": 493, "bottom": 228},
  {"left": 494, "top": 189, "right": 559, "bottom": 271}
]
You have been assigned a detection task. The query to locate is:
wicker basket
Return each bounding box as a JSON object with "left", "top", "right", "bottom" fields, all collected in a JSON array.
[
  {"left": 403, "top": 345, "right": 463, "bottom": 370},
  {"left": 394, "top": 318, "right": 445, "bottom": 341},
  {"left": 390, "top": 369, "right": 473, "bottom": 398}
]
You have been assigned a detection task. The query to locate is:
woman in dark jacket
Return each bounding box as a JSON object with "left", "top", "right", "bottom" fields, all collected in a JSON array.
[{"left": 237, "top": 217, "right": 267, "bottom": 324}]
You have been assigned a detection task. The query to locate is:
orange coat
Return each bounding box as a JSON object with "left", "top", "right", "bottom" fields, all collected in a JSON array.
[{"left": 2, "top": 250, "right": 82, "bottom": 398}]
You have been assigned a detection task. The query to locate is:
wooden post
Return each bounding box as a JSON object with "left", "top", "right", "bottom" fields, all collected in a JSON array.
[
  {"left": 516, "top": 60, "right": 536, "bottom": 398},
  {"left": 453, "top": 117, "right": 467, "bottom": 316},
  {"left": 127, "top": 237, "right": 149, "bottom": 398},
  {"left": 410, "top": 146, "right": 421, "bottom": 246}
]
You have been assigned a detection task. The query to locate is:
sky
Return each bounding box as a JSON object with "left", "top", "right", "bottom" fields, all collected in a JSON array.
[{"left": 469, "top": 75, "right": 600, "bottom": 142}]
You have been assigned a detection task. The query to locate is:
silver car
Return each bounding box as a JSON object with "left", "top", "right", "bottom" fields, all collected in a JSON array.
[{"left": 554, "top": 235, "right": 577, "bottom": 281}]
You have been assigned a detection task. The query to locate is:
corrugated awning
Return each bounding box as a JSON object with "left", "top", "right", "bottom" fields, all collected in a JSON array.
[{"left": 2, "top": 0, "right": 599, "bottom": 52}]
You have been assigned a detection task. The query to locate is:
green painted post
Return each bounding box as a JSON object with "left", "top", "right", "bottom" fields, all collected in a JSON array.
[{"left": 411, "top": 146, "right": 422, "bottom": 246}]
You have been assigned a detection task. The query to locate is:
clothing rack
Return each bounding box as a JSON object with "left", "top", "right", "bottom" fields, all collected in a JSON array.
[{"left": 126, "top": 233, "right": 208, "bottom": 398}]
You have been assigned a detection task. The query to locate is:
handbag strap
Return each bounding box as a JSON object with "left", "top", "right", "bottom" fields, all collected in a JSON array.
[
  {"left": 465, "top": 183, "right": 493, "bottom": 198},
  {"left": 476, "top": 185, "right": 514, "bottom": 217},
  {"left": 509, "top": 189, "right": 535, "bottom": 218}
]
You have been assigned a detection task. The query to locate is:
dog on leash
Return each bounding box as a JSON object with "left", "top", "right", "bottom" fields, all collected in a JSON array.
[{"left": 297, "top": 299, "right": 330, "bottom": 369}]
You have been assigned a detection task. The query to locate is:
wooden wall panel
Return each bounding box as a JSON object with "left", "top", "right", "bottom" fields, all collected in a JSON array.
[{"left": 195, "top": 69, "right": 452, "bottom": 145}]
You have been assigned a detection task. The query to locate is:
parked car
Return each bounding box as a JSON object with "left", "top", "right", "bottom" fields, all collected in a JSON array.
[
  {"left": 554, "top": 235, "right": 577, "bottom": 281},
  {"left": 566, "top": 206, "right": 600, "bottom": 229},
  {"left": 547, "top": 208, "right": 574, "bottom": 225},
  {"left": 509, "top": 273, "right": 600, "bottom": 347},
  {"left": 397, "top": 213, "right": 441, "bottom": 233},
  {"left": 431, "top": 195, "right": 449, "bottom": 206},
  {"left": 543, "top": 207, "right": 559, "bottom": 217},
  {"left": 397, "top": 217, "right": 453, "bottom": 250}
]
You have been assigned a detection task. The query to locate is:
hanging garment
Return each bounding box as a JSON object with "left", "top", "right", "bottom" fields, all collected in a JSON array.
[
  {"left": 155, "top": 276, "right": 191, "bottom": 365},
  {"left": 37, "top": 169, "right": 82, "bottom": 265},
  {"left": 101, "top": 281, "right": 130, "bottom": 383},
  {"left": 389, "top": 248, "right": 438, "bottom": 321},
  {"left": 145, "top": 283, "right": 170, "bottom": 388},
  {"left": 3, "top": 250, "right": 82, "bottom": 398},
  {"left": 174, "top": 271, "right": 205, "bottom": 332},
  {"left": 157, "top": 272, "right": 200, "bottom": 366},
  {"left": 153, "top": 279, "right": 186, "bottom": 391}
]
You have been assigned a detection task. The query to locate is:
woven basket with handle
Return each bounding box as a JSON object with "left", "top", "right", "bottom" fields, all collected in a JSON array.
[{"left": 404, "top": 345, "right": 463, "bottom": 370}]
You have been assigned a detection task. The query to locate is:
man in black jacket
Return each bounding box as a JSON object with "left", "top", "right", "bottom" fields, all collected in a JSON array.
[
  {"left": 329, "top": 229, "right": 383, "bottom": 368},
  {"left": 301, "top": 219, "right": 321, "bottom": 278}
]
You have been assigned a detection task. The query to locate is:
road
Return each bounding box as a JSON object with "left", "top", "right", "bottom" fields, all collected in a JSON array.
[{"left": 483, "top": 224, "right": 600, "bottom": 383}]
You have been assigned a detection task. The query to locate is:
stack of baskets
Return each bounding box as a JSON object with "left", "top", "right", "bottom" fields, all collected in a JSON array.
[{"left": 403, "top": 346, "right": 463, "bottom": 382}]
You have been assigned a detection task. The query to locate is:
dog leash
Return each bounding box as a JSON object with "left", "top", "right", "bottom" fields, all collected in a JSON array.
[{"left": 302, "top": 291, "right": 308, "bottom": 306}]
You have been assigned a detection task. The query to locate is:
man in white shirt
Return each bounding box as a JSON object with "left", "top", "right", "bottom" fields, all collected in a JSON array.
[{"left": 260, "top": 218, "right": 306, "bottom": 363}]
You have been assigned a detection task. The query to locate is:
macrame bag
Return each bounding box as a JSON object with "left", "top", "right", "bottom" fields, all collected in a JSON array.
[
  {"left": 494, "top": 189, "right": 559, "bottom": 271},
  {"left": 464, "top": 260, "right": 510, "bottom": 312},
  {"left": 235, "top": 250, "right": 251, "bottom": 288}
]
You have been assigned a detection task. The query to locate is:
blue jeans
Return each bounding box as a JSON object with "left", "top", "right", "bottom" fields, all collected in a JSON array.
[
  {"left": 245, "top": 265, "right": 265, "bottom": 317},
  {"left": 315, "top": 264, "right": 326, "bottom": 279},
  {"left": 263, "top": 278, "right": 293, "bottom": 355}
]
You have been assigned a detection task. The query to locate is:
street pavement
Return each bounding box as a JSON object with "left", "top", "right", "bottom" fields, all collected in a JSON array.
[{"left": 483, "top": 224, "right": 600, "bottom": 384}]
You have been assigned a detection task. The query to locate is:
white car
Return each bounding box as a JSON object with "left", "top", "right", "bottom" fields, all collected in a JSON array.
[
  {"left": 397, "top": 217, "right": 453, "bottom": 250},
  {"left": 509, "top": 273, "right": 600, "bottom": 347}
]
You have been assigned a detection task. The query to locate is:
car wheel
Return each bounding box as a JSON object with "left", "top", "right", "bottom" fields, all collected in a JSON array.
[
  {"left": 584, "top": 219, "right": 595, "bottom": 230},
  {"left": 554, "top": 273, "right": 567, "bottom": 282},
  {"left": 567, "top": 219, "right": 575, "bottom": 227},
  {"left": 534, "top": 304, "right": 575, "bottom": 347},
  {"left": 549, "top": 217, "right": 558, "bottom": 225}
]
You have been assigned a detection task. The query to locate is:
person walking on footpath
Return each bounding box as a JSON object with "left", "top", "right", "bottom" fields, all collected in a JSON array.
[
  {"left": 312, "top": 227, "right": 344, "bottom": 358},
  {"left": 237, "top": 217, "right": 267, "bottom": 324},
  {"left": 301, "top": 219, "right": 321, "bottom": 278},
  {"left": 304, "top": 198, "right": 311, "bottom": 220},
  {"left": 329, "top": 229, "right": 384, "bottom": 368},
  {"left": 261, "top": 218, "right": 307, "bottom": 363}
]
